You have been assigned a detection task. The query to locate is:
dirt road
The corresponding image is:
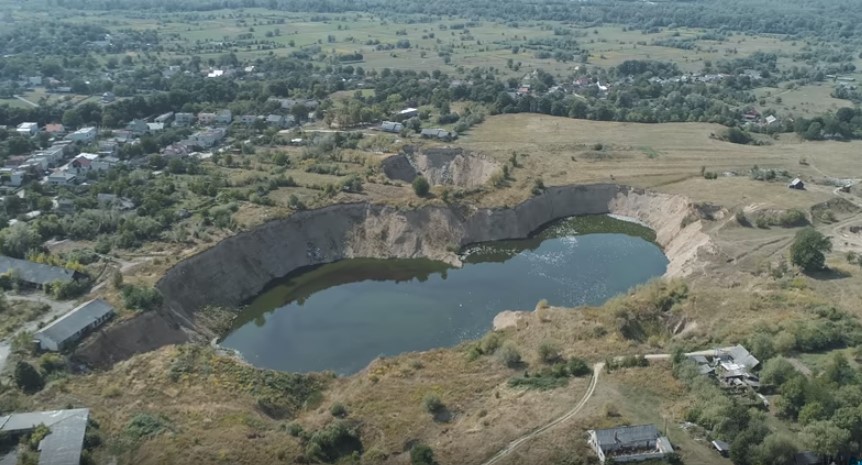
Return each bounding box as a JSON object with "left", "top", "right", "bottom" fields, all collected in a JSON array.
[{"left": 478, "top": 348, "right": 731, "bottom": 465}]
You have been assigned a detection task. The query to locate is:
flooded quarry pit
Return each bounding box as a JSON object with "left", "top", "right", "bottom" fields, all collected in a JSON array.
[{"left": 221, "top": 215, "right": 667, "bottom": 374}]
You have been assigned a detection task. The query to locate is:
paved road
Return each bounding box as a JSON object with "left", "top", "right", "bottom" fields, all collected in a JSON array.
[{"left": 479, "top": 348, "right": 734, "bottom": 465}]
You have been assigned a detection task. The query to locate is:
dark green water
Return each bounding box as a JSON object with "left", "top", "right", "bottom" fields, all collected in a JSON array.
[{"left": 221, "top": 216, "right": 668, "bottom": 374}]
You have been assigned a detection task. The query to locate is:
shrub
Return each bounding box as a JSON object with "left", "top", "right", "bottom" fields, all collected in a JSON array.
[
  {"left": 778, "top": 209, "right": 807, "bottom": 227},
  {"left": 330, "top": 402, "right": 348, "bottom": 418},
  {"left": 703, "top": 171, "right": 718, "bottom": 180},
  {"left": 567, "top": 357, "right": 592, "bottom": 377},
  {"left": 497, "top": 341, "right": 522, "bottom": 368},
  {"left": 480, "top": 333, "right": 501, "bottom": 355},
  {"left": 14, "top": 361, "right": 44, "bottom": 394},
  {"left": 538, "top": 341, "right": 561, "bottom": 364},
  {"left": 125, "top": 413, "right": 168, "bottom": 440},
  {"left": 286, "top": 422, "right": 304, "bottom": 437},
  {"left": 304, "top": 421, "right": 362, "bottom": 462},
  {"left": 411, "top": 444, "right": 436, "bottom": 465},
  {"left": 412, "top": 176, "right": 430, "bottom": 197},
  {"left": 422, "top": 394, "right": 443, "bottom": 414},
  {"left": 121, "top": 285, "right": 163, "bottom": 311}
]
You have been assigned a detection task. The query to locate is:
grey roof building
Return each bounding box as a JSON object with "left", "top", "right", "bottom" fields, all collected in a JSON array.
[
  {"left": 588, "top": 424, "right": 674, "bottom": 463},
  {"left": 721, "top": 345, "right": 760, "bottom": 369},
  {"left": 0, "top": 409, "right": 90, "bottom": 465},
  {"left": 420, "top": 128, "right": 457, "bottom": 141},
  {"left": 0, "top": 256, "right": 80, "bottom": 288},
  {"left": 381, "top": 121, "right": 403, "bottom": 133},
  {"left": 35, "top": 299, "right": 114, "bottom": 351}
]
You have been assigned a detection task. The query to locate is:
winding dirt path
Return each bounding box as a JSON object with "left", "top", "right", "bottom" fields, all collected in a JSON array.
[
  {"left": 480, "top": 362, "right": 604, "bottom": 465},
  {"left": 478, "top": 350, "right": 725, "bottom": 465}
]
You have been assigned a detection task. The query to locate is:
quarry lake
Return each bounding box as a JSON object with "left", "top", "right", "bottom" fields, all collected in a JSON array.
[{"left": 221, "top": 216, "right": 668, "bottom": 374}]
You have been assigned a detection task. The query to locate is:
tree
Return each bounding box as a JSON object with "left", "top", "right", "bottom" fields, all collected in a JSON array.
[
  {"left": 497, "top": 341, "right": 522, "bottom": 368},
  {"left": 422, "top": 394, "right": 443, "bottom": 414},
  {"left": 410, "top": 444, "right": 436, "bottom": 465},
  {"left": 756, "top": 434, "right": 798, "bottom": 465},
  {"left": 790, "top": 228, "right": 832, "bottom": 272},
  {"left": 0, "top": 223, "right": 42, "bottom": 258},
  {"left": 412, "top": 176, "right": 430, "bottom": 197},
  {"left": 759, "top": 357, "right": 798, "bottom": 387},
  {"left": 538, "top": 340, "right": 561, "bottom": 364},
  {"left": 14, "top": 361, "right": 44, "bottom": 394},
  {"left": 801, "top": 420, "right": 851, "bottom": 456}
]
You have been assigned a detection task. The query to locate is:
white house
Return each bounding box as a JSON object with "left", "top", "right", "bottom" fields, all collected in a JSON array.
[
  {"left": 16, "top": 122, "right": 39, "bottom": 136},
  {"left": 69, "top": 127, "right": 97, "bottom": 143},
  {"left": 46, "top": 171, "right": 77, "bottom": 186}
]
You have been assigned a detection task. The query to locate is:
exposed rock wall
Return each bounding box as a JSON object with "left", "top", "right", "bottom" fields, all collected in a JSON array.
[
  {"left": 380, "top": 147, "right": 501, "bottom": 188},
  {"left": 76, "top": 184, "right": 715, "bottom": 367}
]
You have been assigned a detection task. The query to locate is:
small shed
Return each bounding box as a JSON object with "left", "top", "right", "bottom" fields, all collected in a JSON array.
[
  {"left": 35, "top": 299, "right": 115, "bottom": 351},
  {"left": 789, "top": 178, "right": 805, "bottom": 190},
  {"left": 712, "top": 439, "right": 730, "bottom": 457}
]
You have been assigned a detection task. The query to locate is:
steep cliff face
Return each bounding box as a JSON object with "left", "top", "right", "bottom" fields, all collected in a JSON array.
[
  {"left": 77, "top": 184, "right": 715, "bottom": 367},
  {"left": 380, "top": 147, "right": 501, "bottom": 188}
]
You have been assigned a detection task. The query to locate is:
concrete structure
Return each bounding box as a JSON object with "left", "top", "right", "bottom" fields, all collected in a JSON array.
[
  {"left": 68, "top": 127, "right": 97, "bottom": 143},
  {"left": 216, "top": 109, "right": 232, "bottom": 125},
  {"left": 197, "top": 112, "right": 217, "bottom": 125},
  {"left": 46, "top": 171, "right": 77, "bottom": 186},
  {"left": 35, "top": 299, "right": 114, "bottom": 351},
  {"left": 588, "top": 425, "right": 674, "bottom": 463},
  {"left": 147, "top": 122, "right": 165, "bottom": 132},
  {"left": 0, "top": 255, "right": 81, "bottom": 289},
  {"left": 0, "top": 168, "right": 25, "bottom": 187},
  {"left": 16, "top": 122, "right": 39, "bottom": 136},
  {"left": 0, "top": 408, "right": 90, "bottom": 465},
  {"left": 174, "top": 112, "right": 195, "bottom": 127},
  {"left": 126, "top": 119, "right": 148, "bottom": 135},
  {"left": 186, "top": 128, "right": 226, "bottom": 149}
]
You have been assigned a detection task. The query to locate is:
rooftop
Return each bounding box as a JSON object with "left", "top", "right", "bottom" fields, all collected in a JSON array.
[
  {"left": 592, "top": 424, "right": 661, "bottom": 449},
  {"left": 35, "top": 299, "right": 114, "bottom": 348},
  {"left": 0, "top": 409, "right": 89, "bottom": 465},
  {"left": 0, "top": 255, "right": 77, "bottom": 286}
]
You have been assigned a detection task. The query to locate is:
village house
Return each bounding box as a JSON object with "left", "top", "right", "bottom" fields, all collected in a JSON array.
[
  {"left": 34, "top": 146, "right": 67, "bottom": 166},
  {"left": 381, "top": 121, "right": 403, "bottom": 133},
  {"left": 174, "top": 112, "right": 195, "bottom": 127},
  {"left": 186, "top": 128, "right": 226, "bottom": 149},
  {"left": 16, "top": 122, "right": 39, "bottom": 137},
  {"left": 420, "top": 128, "right": 457, "bottom": 141},
  {"left": 126, "top": 119, "right": 149, "bottom": 135},
  {"left": 43, "top": 123, "right": 65, "bottom": 136},
  {"left": 238, "top": 115, "right": 259, "bottom": 125},
  {"left": 101, "top": 91, "right": 116, "bottom": 103},
  {"left": 216, "top": 109, "right": 233, "bottom": 125},
  {"left": 0, "top": 168, "right": 25, "bottom": 187},
  {"left": 266, "top": 114, "right": 286, "bottom": 128},
  {"left": 68, "top": 126, "right": 97, "bottom": 143},
  {"left": 197, "top": 112, "right": 217, "bottom": 125},
  {"left": 588, "top": 425, "right": 675, "bottom": 464},
  {"left": 154, "top": 112, "right": 174, "bottom": 124},
  {"left": 0, "top": 255, "right": 83, "bottom": 289},
  {"left": 35, "top": 298, "right": 114, "bottom": 351},
  {"left": 147, "top": 122, "right": 165, "bottom": 133},
  {"left": 0, "top": 408, "right": 92, "bottom": 465},
  {"left": 98, "top": 140, "right": 119, "bottom": 157},
  {"left": 46, "top": 171, "right": 78, "bottom": 186}
]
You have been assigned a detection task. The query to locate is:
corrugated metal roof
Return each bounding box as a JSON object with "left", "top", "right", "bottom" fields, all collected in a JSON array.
[
  {"left": 593, "top": 424, "right": 660, "bottom": 448},
  {"left": 726, "top": 345, "right": 760, "bottom": 369},
  {"left": 0, "top": 409, "right": 89, "bottom": 465},
  {"left": 0, "top": 256, "right": 76, "bottom": 286},
  {"left": 36, "top": 299, "right": 114, "bottom": 348}
]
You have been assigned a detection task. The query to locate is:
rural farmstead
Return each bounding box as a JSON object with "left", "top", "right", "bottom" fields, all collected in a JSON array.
[{"left": 587, "top": 424, "right": 675, "bottom": 463}]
